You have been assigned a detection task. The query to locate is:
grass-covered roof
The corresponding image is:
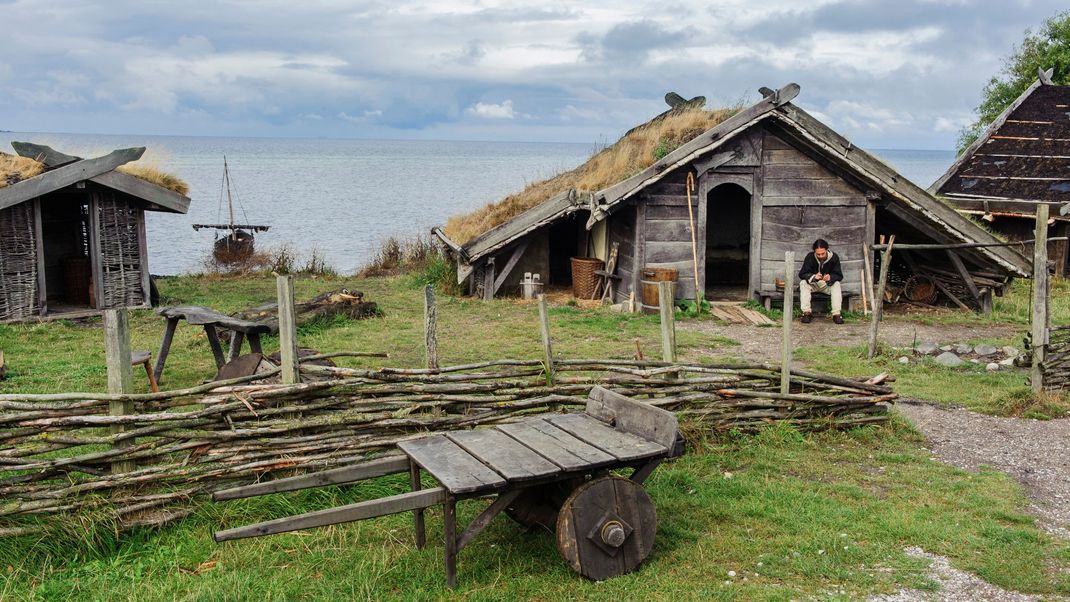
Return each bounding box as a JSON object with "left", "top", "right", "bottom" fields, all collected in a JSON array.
[
  {"left": 0, "top": 153, "right": 189, "bottom": 196},
  {"left": 442, "top": 106, "right": 736, "bottom": 245}
]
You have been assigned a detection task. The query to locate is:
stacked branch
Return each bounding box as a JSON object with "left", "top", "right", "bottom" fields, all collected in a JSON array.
[
  {"left": 0, "top": 359, "right": 892, "bottom": 530},
  {"left": 1025, "top": 325, "right": 1070, "bottom": 390}
]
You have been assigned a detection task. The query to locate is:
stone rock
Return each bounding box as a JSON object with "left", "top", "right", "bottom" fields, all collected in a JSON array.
[
  {"left": 935, "top": 352, "right": 964, "bottom": 368},
  {"left": 898, "top": 356, "right": 910, "bottom": 364},
  {"left": 1002, "top": 346, "right": 1019, "bottom": 358},
  {"left": 915, "top": 342, "right": 940, "bottom": 355},
  {"left": 999, "top": 356, "right": 1016, "bottom": 367},
  {"left": 969, "top": 358, "right": 980, "bottom": 364},
  {"left": 974, "top": 344, "right": 999, "bottom": 356},
  {"left": 986, "top": 362, "right": 1000, "bottom": 371},
  {"left": 955, "top": 343, "right": 973, "bottom": 355},
  {"left": 940, "top": 345, "right": 953, "bottom": 352}
]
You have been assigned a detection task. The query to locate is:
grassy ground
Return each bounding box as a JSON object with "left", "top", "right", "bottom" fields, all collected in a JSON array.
[{"left": 1, "top": 274, "right": 1069, "bottom": 599}]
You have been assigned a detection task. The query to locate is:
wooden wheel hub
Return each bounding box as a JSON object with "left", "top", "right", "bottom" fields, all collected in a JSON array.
[
  {"left": 590, "top": 514, "right": 632, "bottom": 554},
  {"left": 556, "top": 476, "right": 657, "bottom": 580}
]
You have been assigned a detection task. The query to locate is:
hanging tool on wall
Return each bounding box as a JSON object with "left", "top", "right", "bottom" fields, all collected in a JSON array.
[{"left": 685, "top": 171, "right": 703, "bottom": 308}]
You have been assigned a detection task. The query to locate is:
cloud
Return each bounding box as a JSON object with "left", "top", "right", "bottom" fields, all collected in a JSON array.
[
  {"left": 466, "top": 100, "right": 516, "bottom": 119},
  {"left": 0, "top": 0, "right": 1067, "bottom": 148}
]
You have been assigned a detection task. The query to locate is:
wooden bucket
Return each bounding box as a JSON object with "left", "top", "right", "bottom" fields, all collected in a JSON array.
[
  {"left": 639, "top": 267, "right": 678, "bottom": 313},
  {"left": 570, "top": 257, "right": 604, "bottom": 299}
]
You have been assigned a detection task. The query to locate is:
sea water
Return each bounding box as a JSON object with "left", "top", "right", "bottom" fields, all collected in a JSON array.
[{"left": 0, "top": 132, "right": 954, "bottom": 275}]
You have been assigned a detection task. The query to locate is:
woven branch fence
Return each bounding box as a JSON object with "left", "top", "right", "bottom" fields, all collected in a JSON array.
[
  {"left": 0, "top": 356, "right": 893, "bottom": 533},
  {"left": 1024, "top": 325, "right": 1070, "bottom": 391}
]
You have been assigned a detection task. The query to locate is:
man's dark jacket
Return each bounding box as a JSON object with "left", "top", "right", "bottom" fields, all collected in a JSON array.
[{"left": 798, "top": 250, "right": 843, "bottom": 284}]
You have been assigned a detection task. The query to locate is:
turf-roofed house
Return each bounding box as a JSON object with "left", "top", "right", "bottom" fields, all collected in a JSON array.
[
  {"left": 434, "top": 84, "right": 1030, "bottom": 311},
  {"left": 931, "top": 69, "right": 1070, "bottom": 275},
  {"left": 0, "top": 142, "right": 190, "bottom": 322}
]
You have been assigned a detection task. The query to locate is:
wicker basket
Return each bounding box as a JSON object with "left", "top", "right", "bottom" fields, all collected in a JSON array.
[
  {"left": 903, "top": 275, "right": 937, "bottom": 304},
  {"left": 570, "top": 257, "right": 604, "bottom": 299}
]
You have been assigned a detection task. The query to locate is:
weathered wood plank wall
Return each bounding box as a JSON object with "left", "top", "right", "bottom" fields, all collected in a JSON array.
[
  {"left": 637, "top": 171, "right": 701, "bottom": 299},
  {"left": 759, "top": 132, "right": 866, "bottom": 295}
]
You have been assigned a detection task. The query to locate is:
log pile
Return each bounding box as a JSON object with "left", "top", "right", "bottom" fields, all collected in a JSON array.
[
  {"left": 0, "top": 357, "right": 893, "bottom": 531},
  {"left": 227, "top": 288, "right": 381, "bottom": 335}
]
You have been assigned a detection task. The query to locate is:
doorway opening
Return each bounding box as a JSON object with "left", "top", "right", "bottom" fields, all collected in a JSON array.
[
  {"left": 41, "top": 193, "right": 94, "bottom": 312},
  {"left": 705, "top": 183, "right": 751, "bottom": 301}
]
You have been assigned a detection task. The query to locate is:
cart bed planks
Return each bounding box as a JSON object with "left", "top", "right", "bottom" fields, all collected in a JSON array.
[
  {"left": 398, "top": 436, "right": 507, "bottom": 494},
  {"left": 445, "top": 428, "right": 560, "bottom": 482},
  {"left": 497, "top": 419, "right": 616, "bottom": 471},
  {"left": 214, "top": 385, "right": 682, "bottom": 588}
]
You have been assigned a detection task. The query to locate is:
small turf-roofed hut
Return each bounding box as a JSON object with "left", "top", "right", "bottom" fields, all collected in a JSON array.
[
  {"left": 436, "top": 84, "right": 1031, "bottom": 312},
  {"left": 931, "top": 70, "right": 1070, "bottom": 274},
  {"left": 0, "top": 142, "right": 190, "bottom": 322}
]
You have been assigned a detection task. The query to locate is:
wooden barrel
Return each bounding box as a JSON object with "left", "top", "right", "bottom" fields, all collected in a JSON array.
[{"left": 639, "top": 267, "right": 678, "bottom": 313}]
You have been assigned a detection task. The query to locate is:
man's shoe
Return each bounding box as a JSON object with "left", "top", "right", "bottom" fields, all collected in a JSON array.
[
  {"left": 801, "top": 312, "right": 812, "bottom": 324},
  {"left": 832, "top": 314, "right": 844, "bottom": 324}
]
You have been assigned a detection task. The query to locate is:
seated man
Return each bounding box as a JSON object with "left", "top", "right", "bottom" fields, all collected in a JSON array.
[{"left": 798, "top": 238, "right": 844, "bottom": 324}]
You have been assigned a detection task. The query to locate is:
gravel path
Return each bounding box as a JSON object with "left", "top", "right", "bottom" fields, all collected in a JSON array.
[
  {"left": 869, "top": 547, "right": 1059, "bottom": 602},
  {"left": 896, "top": 399, "right": 1070, "bottom": 539},
  {"left": 681, "top": 319, "right": 1017, "bottom": 363}
]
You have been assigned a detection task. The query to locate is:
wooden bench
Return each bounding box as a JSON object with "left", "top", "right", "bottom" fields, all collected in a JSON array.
[
  {"left": 759, "top": 288, "right": 859, "bottom": 313},
  {"left": 213, "top": 385, "right": 683, "bottom": 588},
  {"left": 154, "top": 306, "right": 273, "bottom": 383}
]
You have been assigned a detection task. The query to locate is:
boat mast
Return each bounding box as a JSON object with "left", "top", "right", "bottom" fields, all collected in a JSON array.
[{"left": 224, "top": 155, "right": 235, "bottom": 234}]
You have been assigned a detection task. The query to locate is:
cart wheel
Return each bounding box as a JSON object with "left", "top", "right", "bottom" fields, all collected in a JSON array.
[
  {"left": 555, "top": 475, "right": 656, "bottom": 580},
  {"left": 506, "top": 479, "right": 581, "bottom": 530}
]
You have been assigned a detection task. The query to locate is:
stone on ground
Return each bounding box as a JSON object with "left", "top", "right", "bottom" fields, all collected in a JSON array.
[
  {"left": 1002, "top": 346, "right": 1019, "bottom": 358},
  {"left": 935, "top": 352, "right": 964, "bottom": 367},
  {"left": 915, "top": 341, "right": 940, "bottom": 355},
  {"left": 955, "top": 343, "right": 973, "bottom": 355},
  {"left": 986, "top": 362, "right": 1000, "bottom": 371},
  {"left": 974, "top": 344, "right": 999, "bottom": 356},
  {"left": 898, "top": 356, "right": 910, "bottom": 364}
]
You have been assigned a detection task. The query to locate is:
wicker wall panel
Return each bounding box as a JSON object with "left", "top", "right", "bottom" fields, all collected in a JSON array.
[
  {"left": 95, "top": 194, "right": 145, "bottom": 308},
  {"left": 0, "top": 203, "right": 39, "bottom": 321}
]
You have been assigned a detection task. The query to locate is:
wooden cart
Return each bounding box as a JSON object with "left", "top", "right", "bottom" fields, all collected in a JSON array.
[{"left": 213, "top": 386, "right": 683, "bottom": 588}]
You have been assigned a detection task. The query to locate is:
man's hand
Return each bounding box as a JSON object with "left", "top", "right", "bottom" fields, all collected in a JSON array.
[{"left": 822, "top": 274, "right": 831, "bottom": 282}]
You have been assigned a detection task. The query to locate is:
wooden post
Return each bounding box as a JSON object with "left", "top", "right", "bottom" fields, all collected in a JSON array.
[
  {"left": 781, "top": 251, "right": 794, "bottom": 394},
  {"left": 867, "top": 235, "right": 895, "bottom": 359},
  {"left": 424, "top": 285, "right": 438, "bottom": 371},
  {"left": 658, "top": 281, "right": 676, "bottom": 362},
  {"left": 103, "top": 309, "right": 134, "bottom": 473},
  {"left": 409, "top": 460, "right": 426, "bottom": 549},
  {"left": 1032, "top": 204, "right": 1050, "bottom": 393},
  {"left": 537, "top": 294, "right": 554, "bottom": 384},
  {"left": 276, "top": 275, "right": 300, "bottom": 384}
]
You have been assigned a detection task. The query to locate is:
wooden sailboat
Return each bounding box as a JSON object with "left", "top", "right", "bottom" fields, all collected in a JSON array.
[{"left": 192, "top": 156, "right": 270, "bottom": 264}]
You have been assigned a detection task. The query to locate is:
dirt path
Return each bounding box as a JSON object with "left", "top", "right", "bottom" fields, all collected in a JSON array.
[{"left": 681, "top": 319, "right": 1018, "bottom": 363}]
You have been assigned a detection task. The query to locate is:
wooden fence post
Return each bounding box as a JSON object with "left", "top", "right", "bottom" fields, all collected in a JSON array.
[
  {"left": 781, "top": 251, "right": 794, "bottom": 394},
  {"left": 537, "top": 294, "right": 554, "bottom": 384},
  {"left": 658, "top": 281, "right": 676, "bottom": 363},
  {"left": 424, "top": 285, "right": 438, "bottom": 371},
  {"left": 276, "top": 275, "right": 300, "bottom": 384},
  {"left": 103, "top": 308, "right": 134, "bottom": 473},
  {"left": 1032, "top": 204, "right": 1050, "bottom": 393},
  {"left": 867, "top": 235, "right": 895, "bottom": 359}
]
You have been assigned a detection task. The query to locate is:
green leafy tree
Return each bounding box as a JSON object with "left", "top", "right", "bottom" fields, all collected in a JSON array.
[{"left": 958, "top": 11, "right": 1070, "bottom": 152}]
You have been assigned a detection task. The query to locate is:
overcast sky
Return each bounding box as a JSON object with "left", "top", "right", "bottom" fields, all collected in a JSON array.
[{"left": 0, "top": 0, "right": 1064, "bottom": 149}]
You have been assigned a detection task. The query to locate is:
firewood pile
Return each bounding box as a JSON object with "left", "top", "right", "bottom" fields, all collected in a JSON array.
[
  {"left": 226, "top": 288, "right": 381, "bottom": 335},
  {"left": 0, "top": 357, "right": 893, "bottom": 533},
  {"left": 891, "top": 261, "right": 1004, "bottom": 311}
]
